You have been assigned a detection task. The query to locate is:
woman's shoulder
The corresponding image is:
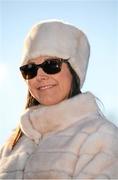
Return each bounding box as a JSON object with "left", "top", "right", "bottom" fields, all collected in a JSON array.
[
  {"left": 97, "top": 117, "right": 118, "bottom": 149},
  {"left": 79, "top": 113, "right": 118, "bottom": 156}
]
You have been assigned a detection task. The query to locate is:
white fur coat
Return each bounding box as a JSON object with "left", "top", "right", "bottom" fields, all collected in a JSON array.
[{"left": 0, "top": 92, "right": 118, "bottom": 179}]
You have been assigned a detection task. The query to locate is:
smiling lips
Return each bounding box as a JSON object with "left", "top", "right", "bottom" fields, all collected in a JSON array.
[{"left": 38, "top": 84, "right": 56, "bottom": 90}]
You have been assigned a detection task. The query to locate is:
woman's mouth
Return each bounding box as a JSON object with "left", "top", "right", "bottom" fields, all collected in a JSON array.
[{"left": 38, "top": 84, "right": 56, "bottom": 90}]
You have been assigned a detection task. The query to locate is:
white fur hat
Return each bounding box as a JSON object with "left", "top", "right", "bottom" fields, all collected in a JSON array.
[{"left": 21, "top": 20, "right": 90, "bottom": 88}]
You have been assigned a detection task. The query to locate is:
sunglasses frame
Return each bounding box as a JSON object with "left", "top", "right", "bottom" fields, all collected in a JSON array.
[{"left": 20, "top": 58, "right": 69, "bottom": 80}]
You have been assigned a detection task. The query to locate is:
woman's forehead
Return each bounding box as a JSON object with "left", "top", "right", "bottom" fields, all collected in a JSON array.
[{"left": 28, "top": 55, "right": 60, "bottom": 63}]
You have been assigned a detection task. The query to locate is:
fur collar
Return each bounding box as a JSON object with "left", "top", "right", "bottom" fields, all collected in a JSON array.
[{"left": 20, "top": 92, "right": 99, "bottom": 144}]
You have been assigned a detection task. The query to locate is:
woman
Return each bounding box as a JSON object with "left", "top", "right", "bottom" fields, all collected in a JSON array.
[{"left": 0, "top": 20, "right": 118, "bottom": 179}]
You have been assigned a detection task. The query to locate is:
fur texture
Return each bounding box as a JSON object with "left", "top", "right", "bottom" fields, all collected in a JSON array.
[{"left": 20, "top": 92, "right": 98, "bottom": 143}]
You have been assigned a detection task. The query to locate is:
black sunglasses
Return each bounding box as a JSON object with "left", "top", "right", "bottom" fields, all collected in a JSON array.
[{"left": 20, "top": 58, "right": 68, "bottom": 80}]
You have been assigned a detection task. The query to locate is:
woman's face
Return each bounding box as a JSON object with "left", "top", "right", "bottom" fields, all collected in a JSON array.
[{"left": 27, "top": 56, "right": 72, "bottom": 105}]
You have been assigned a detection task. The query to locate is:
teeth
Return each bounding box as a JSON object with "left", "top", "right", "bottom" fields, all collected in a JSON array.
[{"left": 40, "top": 85, "right": 53, "bottom": 90}]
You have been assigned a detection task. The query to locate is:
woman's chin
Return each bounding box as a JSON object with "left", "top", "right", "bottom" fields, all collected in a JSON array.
[{"left": 37, "top": 97, "right": 64, "bottom": 106}]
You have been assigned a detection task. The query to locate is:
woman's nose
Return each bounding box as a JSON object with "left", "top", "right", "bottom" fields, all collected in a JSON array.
[{"left": 36, "top": 68, "right": 49, "bottom": 81}]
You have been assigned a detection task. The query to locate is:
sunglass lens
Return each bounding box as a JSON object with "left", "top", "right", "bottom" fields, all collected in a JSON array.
[
  {"left": 43, "top": 60, "right": 61, "bottom": 74},
  {"left": 20, "top": 64, "right": 37, "bottom": 80}
]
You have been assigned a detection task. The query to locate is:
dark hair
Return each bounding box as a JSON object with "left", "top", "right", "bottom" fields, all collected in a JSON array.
[
  {"left": 11, "top": 62, "right": 81, "bottom": 149},
  {"left": 67, "top": 62, "right": 81, "bottom": 98},
  {"left": 25, "top": 62, "right": 81, "bottom": 109}
]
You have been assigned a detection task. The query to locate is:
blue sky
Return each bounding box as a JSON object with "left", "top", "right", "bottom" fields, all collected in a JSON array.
[{"left": 0, "top": 0, "right": 118, "bottom": 145}]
